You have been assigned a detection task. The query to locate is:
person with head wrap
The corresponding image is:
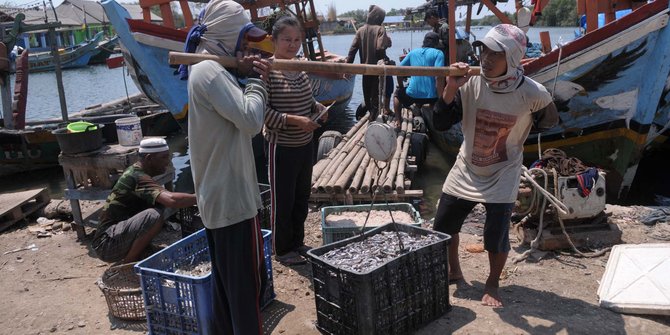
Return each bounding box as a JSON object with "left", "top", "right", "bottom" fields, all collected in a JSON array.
[
  {"left": 346, "top": 5, "right": 391, "bottom": 120},
  {"left": 392, "top": 31, "right": 445, "bottom": 116},
  {"left": 92, "top": 138, "right": 197, "bottom": 264},
  {"left": 431, "top": 24, "right": 558, "bottom": 307},
  {"left": 184, "top": 1, "right": 272, "bottom": 333}
]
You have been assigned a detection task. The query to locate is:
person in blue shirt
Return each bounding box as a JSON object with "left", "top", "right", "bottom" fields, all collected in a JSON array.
[{"left": 392, "top": 32, "right": 445, "bottom": 115}]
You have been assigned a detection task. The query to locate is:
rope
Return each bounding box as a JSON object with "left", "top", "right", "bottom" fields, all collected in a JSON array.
[{"left": 359, "top": 139, "right": 406, "bottom": 252}]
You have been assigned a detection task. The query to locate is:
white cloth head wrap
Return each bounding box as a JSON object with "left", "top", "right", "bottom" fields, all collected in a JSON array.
[{"left": 473, "top": 24, "right": 527, "bottom": 93}]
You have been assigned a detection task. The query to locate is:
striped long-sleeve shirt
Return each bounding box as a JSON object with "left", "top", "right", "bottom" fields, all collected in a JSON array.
[{"left": 263, "top": 69, "right": 317, "bottom": 146}]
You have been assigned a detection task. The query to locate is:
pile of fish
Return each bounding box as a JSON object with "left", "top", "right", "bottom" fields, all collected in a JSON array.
[
  {"left": 175, "top": 261, "right": 211, "bottom": 277},
  {"left": 320, "top": 231, "right": 442, "bottom": 273}
]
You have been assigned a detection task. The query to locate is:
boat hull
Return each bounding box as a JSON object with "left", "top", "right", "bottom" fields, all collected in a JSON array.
[
  {"left": 27, "top": 32, "right": 104, "bottom": 73},
  {"left": 424, "top": 0, "right": 670, "bottom": 203}
]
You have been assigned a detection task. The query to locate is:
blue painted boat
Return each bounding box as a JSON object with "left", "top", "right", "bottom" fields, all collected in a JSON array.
[
  {"left": 27, "top": 31, "right": 104, "bottom": 73},
  {"left": 100, "top": 0, "right": 355, "bottom": 122},
  {"left": 421, "top": 0, "right": 670, "bottom": 202}
]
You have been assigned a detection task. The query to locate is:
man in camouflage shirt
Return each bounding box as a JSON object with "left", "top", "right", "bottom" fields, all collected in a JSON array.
[{"left": 92, "top": 138, "right": 196, "bottom": 263}]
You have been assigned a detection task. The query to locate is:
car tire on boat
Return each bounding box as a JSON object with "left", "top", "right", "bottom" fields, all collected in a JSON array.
[{"left": 317, "top": 130, "right": 342, "bottom": 161}]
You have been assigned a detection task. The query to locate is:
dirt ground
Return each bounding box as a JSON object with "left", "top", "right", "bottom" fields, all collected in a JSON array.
[{"left": 1, "top": 201, "right": 669, "bottom": 335}]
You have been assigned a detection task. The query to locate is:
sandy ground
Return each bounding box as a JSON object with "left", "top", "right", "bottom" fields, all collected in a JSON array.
[{"left": 0, "top": 202, "right": 669, "bottom": 335}]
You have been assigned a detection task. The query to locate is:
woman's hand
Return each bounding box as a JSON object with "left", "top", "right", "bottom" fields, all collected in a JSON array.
[
  {"left": 289, "top": 115, "right": 320, "bottom": 132},
  {"left": 315, "top": 103, "right": 329, "bottom": 122}
]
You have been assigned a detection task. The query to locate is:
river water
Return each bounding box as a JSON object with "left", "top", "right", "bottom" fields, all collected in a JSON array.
[{"left": 1, "top": 27, "right": 578, "bottom": 217}]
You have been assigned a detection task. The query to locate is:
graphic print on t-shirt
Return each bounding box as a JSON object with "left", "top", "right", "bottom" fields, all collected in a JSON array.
[{"left": 472, "top": 109, "right": 517, "bottom": 166}]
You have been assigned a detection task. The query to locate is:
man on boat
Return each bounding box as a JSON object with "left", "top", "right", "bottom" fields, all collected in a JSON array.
[
  {"left": 92, "top": 138, "right": 196, "bottom": 264},
  {"left": 424, "top": 9, "right": 450, "bottom": 59},
  {"left": 393, "top": 32, "right": 444, "bottom": 116},
  {"left": 182, "top": 0, "right": 272, "bottom": 333},
  {"left": 346, "top": 5, "right": 391, "bottom": 120},
  {"left": 431, "top": 24, "right": 558, "bottom": 307}
]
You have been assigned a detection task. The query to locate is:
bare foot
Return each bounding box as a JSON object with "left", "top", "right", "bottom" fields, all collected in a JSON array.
[
  {"left": 481, "top": 286, "right": 503, "bottom": 307},
  {"left": 449, "top": 272, "right": 464, "bottom": 284}
]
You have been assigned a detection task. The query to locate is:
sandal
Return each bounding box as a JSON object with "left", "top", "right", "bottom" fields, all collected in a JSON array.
[{"left": 275, "top": 251, "right": 307, "bottom": 266}]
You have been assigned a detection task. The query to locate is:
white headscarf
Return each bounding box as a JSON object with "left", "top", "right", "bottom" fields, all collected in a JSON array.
[
  {"left": 473, "top": 24, "right": 527, "bottom": 93},
  {"left": 196, "top": 0, "right": 262, "bottom": 56}
]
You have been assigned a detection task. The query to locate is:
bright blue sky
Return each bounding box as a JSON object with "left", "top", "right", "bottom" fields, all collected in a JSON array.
[{"left": 5, "top": 0, "right": 519, "bottom": 19}]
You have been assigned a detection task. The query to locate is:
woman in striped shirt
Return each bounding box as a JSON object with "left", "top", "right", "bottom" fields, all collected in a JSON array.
[{"left": 264, "top": 16, "right": 327, "bottom": 266}]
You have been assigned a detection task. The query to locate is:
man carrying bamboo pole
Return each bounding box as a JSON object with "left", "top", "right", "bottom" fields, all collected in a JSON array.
[
  {"left": 431, "top": 24, "right": 558, "bottom": 307},
  {"left": 182, "top": 1, "right": 272, "bottom": 333}
]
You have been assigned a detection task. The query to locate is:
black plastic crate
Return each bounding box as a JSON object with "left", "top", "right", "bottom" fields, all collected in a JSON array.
[
  {"left": 307, "top": 224, "right": 451, "bottom": 335},
  {"left": 178, "top": 183, "right": 271, "bottom": 237}
]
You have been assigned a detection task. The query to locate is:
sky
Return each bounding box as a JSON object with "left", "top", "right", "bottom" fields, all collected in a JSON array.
[{"left": 6, "top": 0, "right": 519, "bottom": 19}]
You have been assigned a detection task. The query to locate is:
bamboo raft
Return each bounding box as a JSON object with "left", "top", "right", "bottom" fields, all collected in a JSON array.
[{"left": 310, "top": 109, "right": 423, "bottom": 204}]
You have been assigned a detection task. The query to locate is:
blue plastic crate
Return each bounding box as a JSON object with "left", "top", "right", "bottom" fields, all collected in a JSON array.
[
  {"left": 178, "top": 183, "right": 271, "bottom": 237},
  {"left": 321, "top": 203, "right": 423, "bottom": 245},
  {"left": 135, "top": 228, "right": 275, "bottom": 335}
]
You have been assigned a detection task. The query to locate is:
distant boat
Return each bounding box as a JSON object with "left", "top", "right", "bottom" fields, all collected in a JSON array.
[
  {"left": 88, "top": 35, "right": 120, "bottom": 65},
  {"left": 100, "top": 0, "right": 355, "bottom": 121},
  {"left": 419, "top": 0, "right": 670, "bottom": 203},
  {"left": 27, "top": 31, "right": 104, "bottom": 73}
]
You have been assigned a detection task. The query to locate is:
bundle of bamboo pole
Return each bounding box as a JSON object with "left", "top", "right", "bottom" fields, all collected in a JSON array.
[{"left": 311, "top": 109, "right": 416, "bottom": 197}]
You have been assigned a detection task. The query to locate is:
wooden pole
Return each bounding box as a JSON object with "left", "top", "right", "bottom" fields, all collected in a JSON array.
[
  {"left": 448, "top": 0, "right": 457, "bottom": 65},
  {"left": 0, "top": 27, "right": 12, "bottom": 129},
  {"left": 48, "top": 27, "right": 68, "bottom": 122},
  {"left": 480, "top": 0, "right": 513, "bottom": 25},
  {"left": 539, "top": 31, "right": 552, "bottom": 54},
  {"left": 168, "top": 52, "right": 480, "bottom": 76}
]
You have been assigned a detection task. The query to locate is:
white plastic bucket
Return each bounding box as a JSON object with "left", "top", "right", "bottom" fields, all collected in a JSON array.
[{"left": 115, "top": 116, "right": 142, "bottom": 146}]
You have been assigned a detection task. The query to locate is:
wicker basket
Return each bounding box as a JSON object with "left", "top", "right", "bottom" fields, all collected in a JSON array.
[{"left": 97, "top": 262, "right": 145, "bottom": 321}]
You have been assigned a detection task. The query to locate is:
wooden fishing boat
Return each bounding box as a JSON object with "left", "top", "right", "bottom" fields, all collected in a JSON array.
[
  {"left": 419, "top": 0, "right": 670, "bottom": 202},
  {"left": 88, "top": 35, "right": 120, "bottom": 65},
  {"left": 99, "top": 0, "right": 355, "bottom": 121},
  {"left": 27, "top": 31, "right": 104, "bottom": 73}
]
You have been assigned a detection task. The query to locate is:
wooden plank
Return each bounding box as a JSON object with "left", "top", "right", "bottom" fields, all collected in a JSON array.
[
  {"left": 0, "top": 188, "right": 48, "bottom": 216},
  {"left": 517, "top": 223, "right": 622, "bottom": 251},
  {"left": 0, "top": 188, "right": 50, "bottom": 232}
]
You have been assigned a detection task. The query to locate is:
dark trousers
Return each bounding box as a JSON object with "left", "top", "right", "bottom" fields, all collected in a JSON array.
[
  {"left": 267, "top": 141, "right": 313, "bottom": 256},
  {"left": 206, "top": 216, "right": 266, "bottom": 335},
  {"left": 362, "top": 75, "right": 380, "bottom": 120}
]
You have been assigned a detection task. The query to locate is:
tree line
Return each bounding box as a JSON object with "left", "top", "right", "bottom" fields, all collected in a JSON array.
[{"left": 337, "top": 0, "right": 578, "bottom": 28}]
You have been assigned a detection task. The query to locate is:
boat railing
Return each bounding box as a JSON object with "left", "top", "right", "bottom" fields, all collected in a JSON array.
[{"left": 139, "top": 0, "right": 194, "bottom": 30}]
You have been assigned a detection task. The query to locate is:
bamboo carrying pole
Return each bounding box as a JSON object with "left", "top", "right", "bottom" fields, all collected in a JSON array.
[{"left": 168, "top": 52, "right": 481, "bottom": 77}]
